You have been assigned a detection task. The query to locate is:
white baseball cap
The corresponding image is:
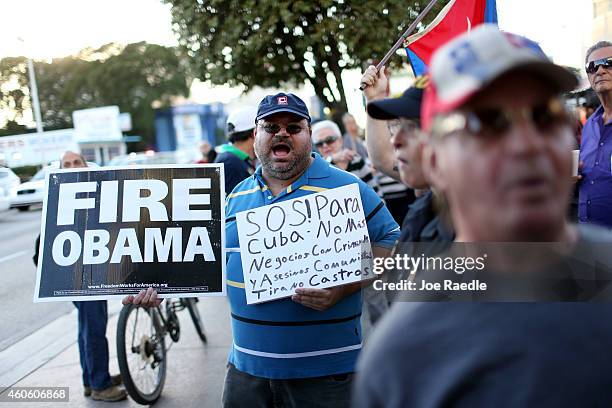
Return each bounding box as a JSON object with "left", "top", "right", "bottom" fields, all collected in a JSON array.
[
  {"left": 226, "top": 106, "right": 258, "bottom": 134},
  {"left": 421, "top": 24, "right": 578, "bottom": 131}
]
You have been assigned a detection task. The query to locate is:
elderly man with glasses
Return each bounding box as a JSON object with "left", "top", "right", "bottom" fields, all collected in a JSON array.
[
  {"left": 578, "top": 40, "right": 612, "bottom": 228},
  {"left": 312, "top": 120, "right": 380, "bottom": 196}
]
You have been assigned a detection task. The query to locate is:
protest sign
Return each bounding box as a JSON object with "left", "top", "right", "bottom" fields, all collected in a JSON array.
[
  {"left": 34, "top": 164, "right": 225, "bottom": 302},
  {"left": 236, "top": 183, "right": 373, "bottom": 304}
]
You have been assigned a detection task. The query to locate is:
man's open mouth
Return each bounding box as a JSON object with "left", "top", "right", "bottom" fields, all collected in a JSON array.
[{"left": 272, "top": 143, "right": 292, "bottom": 159}]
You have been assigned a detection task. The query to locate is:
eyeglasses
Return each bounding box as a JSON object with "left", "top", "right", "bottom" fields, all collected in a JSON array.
[
  {"left": 258, "top": 122, "right": 305, "bottom": 135},
  {"left": 431, "top": 98, "right": 569, "bottom": 139},
  {"left": 314, "top": 136, "right": 339, "bottom": 148},
  {"left": 387, "top": 119, "right": 420, "bottom": 136},
  {"left": 585, "top": 57, "right": 612, "bottom": 74}
]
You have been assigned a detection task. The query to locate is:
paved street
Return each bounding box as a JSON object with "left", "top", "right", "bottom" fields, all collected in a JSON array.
[
  {"left": 0, "top": 296, "right": 231, "bottom": 407},
  {"left": 0, "top": 208, "right": 73, "bottom": 352}
]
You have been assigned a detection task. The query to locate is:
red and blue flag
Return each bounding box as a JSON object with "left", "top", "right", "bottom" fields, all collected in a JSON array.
[{"left": 405, "top": 0, "right": 498, "bottom": 75}]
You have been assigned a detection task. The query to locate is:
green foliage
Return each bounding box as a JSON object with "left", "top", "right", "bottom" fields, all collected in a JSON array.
[
  {"left": 0, "top": 42, "right": 192, "bottom": 146},
  {"left": 11, "top": 165, "right": 39, "bottom": 181},
  {"left": 164, "top": 0, "right": 449, "bottom": 117}
]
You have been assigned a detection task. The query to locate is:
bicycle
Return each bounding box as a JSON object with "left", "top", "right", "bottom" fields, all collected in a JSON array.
[{"left": 116, "top": 297, "right": 207, "bottom": 405}]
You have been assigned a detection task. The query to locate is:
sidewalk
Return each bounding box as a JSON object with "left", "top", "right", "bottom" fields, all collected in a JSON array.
[{"left": 0, "top": 297, "right": 231, "bottom": 407}]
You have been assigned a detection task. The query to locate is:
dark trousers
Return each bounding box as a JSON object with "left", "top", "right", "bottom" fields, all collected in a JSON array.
[
  {"left": 222, "top": 364, "right": 353, "bottom": 408},
  {"left": 73, "top": 300, "right": 112, "bottom": 390}
]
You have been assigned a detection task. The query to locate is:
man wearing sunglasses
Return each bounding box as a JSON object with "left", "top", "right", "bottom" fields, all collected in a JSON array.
[
  {"left": 354, "top": 26, "right": 612, "bottom": 407},
  {"left": 127, "top": 93, "right": 400, "bottom": 407},
  {"left": 578, "top": 40, "right": 612, "bottom": 228},
  {"left": 220, "top": 92, "right": 399, "bottom": 407},
  {"left": 312, "top": 120, "right": 380, "bottom": 196}
]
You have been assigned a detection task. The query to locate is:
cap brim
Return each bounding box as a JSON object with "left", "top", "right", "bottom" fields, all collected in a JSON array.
[
  {"left": 367, "top": 95, "right": 421, "bottom": 121},
  {"left": 425, "top": 61, "right": 579, "bottom": 128},
  {"left": 256, "top": 108, "right": 311, "bottom": 122},
  {"left": 514, "top": 62, "right": 578, "bottom": 94}
]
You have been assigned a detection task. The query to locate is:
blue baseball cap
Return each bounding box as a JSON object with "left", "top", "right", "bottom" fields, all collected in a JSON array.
[{"left": 256, "top": 93, "right": 311, "bottom": 123}]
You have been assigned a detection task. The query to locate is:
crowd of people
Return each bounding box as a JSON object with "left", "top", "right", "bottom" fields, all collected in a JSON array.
[{"left": 44, "top": 23, "right": 612, "bottom": 407}]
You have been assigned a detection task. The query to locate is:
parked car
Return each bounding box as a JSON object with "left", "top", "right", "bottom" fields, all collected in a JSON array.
[
  {"left": 10, "top": 161, "right": 97, "bottom": 211},
  {"left": 0, "top": 167, "right": 20, "bottom": 213}
]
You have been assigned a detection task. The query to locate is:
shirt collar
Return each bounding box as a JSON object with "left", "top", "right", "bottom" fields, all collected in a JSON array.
[{"left": 589, "top": 104, "right": 610, "bottom": 127}]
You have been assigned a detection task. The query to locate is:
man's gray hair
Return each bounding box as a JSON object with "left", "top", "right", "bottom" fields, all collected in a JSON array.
[
  {"left": 60, "top": 151, "right": 87, "bottom": 168},
  {"left": 585, "top": 41, "right": 612, "bottom": 64},
  {"left": 311, "top": 120, "right": 342, "bottom": 141}
]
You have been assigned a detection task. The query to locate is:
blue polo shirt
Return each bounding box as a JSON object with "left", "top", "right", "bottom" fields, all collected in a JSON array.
[
  {"left": 224, "top": 153, "right": 399, "bottom": 379},
  {"left": 579, "top": 105, "right": 612, "bottom": 227}
]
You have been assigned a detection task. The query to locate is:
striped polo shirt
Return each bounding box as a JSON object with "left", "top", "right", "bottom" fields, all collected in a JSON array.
[{"left": 225, "top": 153, "right": 400, "bottom": 379}]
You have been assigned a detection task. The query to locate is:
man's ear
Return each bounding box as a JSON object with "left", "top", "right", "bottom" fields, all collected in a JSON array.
[{"left": 422, "top": 142, "right": 448, "bottom": 193}]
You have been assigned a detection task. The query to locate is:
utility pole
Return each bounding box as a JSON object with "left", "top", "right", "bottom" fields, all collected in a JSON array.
[{"left": 18, "top": 37, "right": 45, "bottom": 166}]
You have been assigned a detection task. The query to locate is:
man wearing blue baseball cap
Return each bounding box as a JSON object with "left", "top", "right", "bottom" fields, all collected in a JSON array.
[
  {"left": 354, "top": 25, "right": 612, "bottom": 407},
  {"left": 220, "top": 92, "right": 399, "bottom": 407},
  {"left": 125, "top": 92, "right": 400, "bottom": 407}
]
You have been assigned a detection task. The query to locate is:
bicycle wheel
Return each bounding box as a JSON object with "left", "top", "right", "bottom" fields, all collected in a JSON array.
[
  {"left": 184, "top": 298, "right": 207, "bottom": 343},
  {"left": 116, "top": 304, "right": 167, "bottom": 405}
]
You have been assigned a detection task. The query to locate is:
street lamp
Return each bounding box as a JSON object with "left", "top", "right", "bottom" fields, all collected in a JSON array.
[{"left": 17, "top": 37, "right": 45, "bottom": 166}]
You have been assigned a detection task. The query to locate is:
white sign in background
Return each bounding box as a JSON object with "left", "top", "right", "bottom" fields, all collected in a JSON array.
[
  {"left": 236, "top": 184, "right": 374, "bottom": 304},
  {"left": 0, "top": 129, "right": 79, "bottom": 167},
  {"left": 173, "top": 113, "right": 203, "bottom": 151},
  {"left": 72, "top": 106, "right": 123, "bottom": 143}
]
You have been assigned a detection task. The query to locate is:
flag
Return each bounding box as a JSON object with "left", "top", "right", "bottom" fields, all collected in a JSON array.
[{"left": 405, "top": 0, "right": 498, "bottom": 76}]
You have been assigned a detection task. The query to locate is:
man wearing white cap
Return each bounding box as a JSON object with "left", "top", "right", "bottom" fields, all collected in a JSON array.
[
  {"left": 353, "top": 25, "right": 612, "bottom": 407},
  {"left": 215, "top": 106, "right": 258, "bottom": 194}
]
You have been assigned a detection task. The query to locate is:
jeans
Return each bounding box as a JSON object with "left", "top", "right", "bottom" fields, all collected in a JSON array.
[
  {"left": 222, "top": 364, "right": 353, "bottom": 408},
  {"left": 73, "top": 300, "right": 112, "bottom": 390}
]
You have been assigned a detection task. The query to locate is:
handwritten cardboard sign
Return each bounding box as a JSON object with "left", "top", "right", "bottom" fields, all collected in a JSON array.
[{"left": 236, "top": 183, "right": 373, "bottom": 304}]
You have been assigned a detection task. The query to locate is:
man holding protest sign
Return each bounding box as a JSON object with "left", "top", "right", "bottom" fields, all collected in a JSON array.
[
  {"left": 126, "top": 92, "right": 399, "bottom": 407},
  {"left": 42, "top": 151, "right": 126, "bottom": 402}
]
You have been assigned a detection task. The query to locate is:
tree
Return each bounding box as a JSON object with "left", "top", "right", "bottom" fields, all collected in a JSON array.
[
  {"left": 0, "top": 57, "right": 30, "bottom": 127},
  {"left": 164, "top": 0, "right": 449, "bottom": 121},
  {"left": 0, "top": 42, "right": 192, "bottom": 148}
]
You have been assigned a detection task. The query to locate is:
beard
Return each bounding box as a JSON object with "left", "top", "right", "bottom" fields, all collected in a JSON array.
[{"left": 255, "top": 135, "right": 312, "bottom": 180}]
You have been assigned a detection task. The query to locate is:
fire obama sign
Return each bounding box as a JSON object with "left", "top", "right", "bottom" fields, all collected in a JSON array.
[{"left": 34, "top": 165, "right": 225, "bottom": 302}]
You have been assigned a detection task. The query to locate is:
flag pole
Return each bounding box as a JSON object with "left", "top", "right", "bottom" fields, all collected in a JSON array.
[{"left": 360, "top": 0, "right": 439, "bottom": 90}]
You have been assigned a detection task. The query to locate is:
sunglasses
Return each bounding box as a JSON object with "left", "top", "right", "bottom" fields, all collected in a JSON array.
[
  {"left": 314, "top": 136, "right": 339, "bottom": 148},
  {"left": 258, "top": 122, "right": 305, "bottom": 135},
  {"left": 585, "top": 57, "right": 612, "bottom": 74},
  {"left": 432, "top": 98, "right": 569, "bottom": 139}
]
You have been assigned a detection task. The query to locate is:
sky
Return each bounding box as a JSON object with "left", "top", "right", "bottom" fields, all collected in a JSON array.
[
  {"left": 0, "top": 0, "right": 597, "bottom": 119},
  {"left": 0, "top": 0, "right": 177, "bottom": 60},
  {"left": 0, "top": 0, "right": 594, "bottom": 66}
]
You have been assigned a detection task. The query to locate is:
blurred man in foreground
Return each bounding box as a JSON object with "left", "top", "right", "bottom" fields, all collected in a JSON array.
[{"left": 354, "top": 25, "right": 612, "bottom": 407}]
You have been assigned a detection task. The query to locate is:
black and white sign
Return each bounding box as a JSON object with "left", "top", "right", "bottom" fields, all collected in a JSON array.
[{"left": 34, "top": 165, "right": 225, "bottom": 302}]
